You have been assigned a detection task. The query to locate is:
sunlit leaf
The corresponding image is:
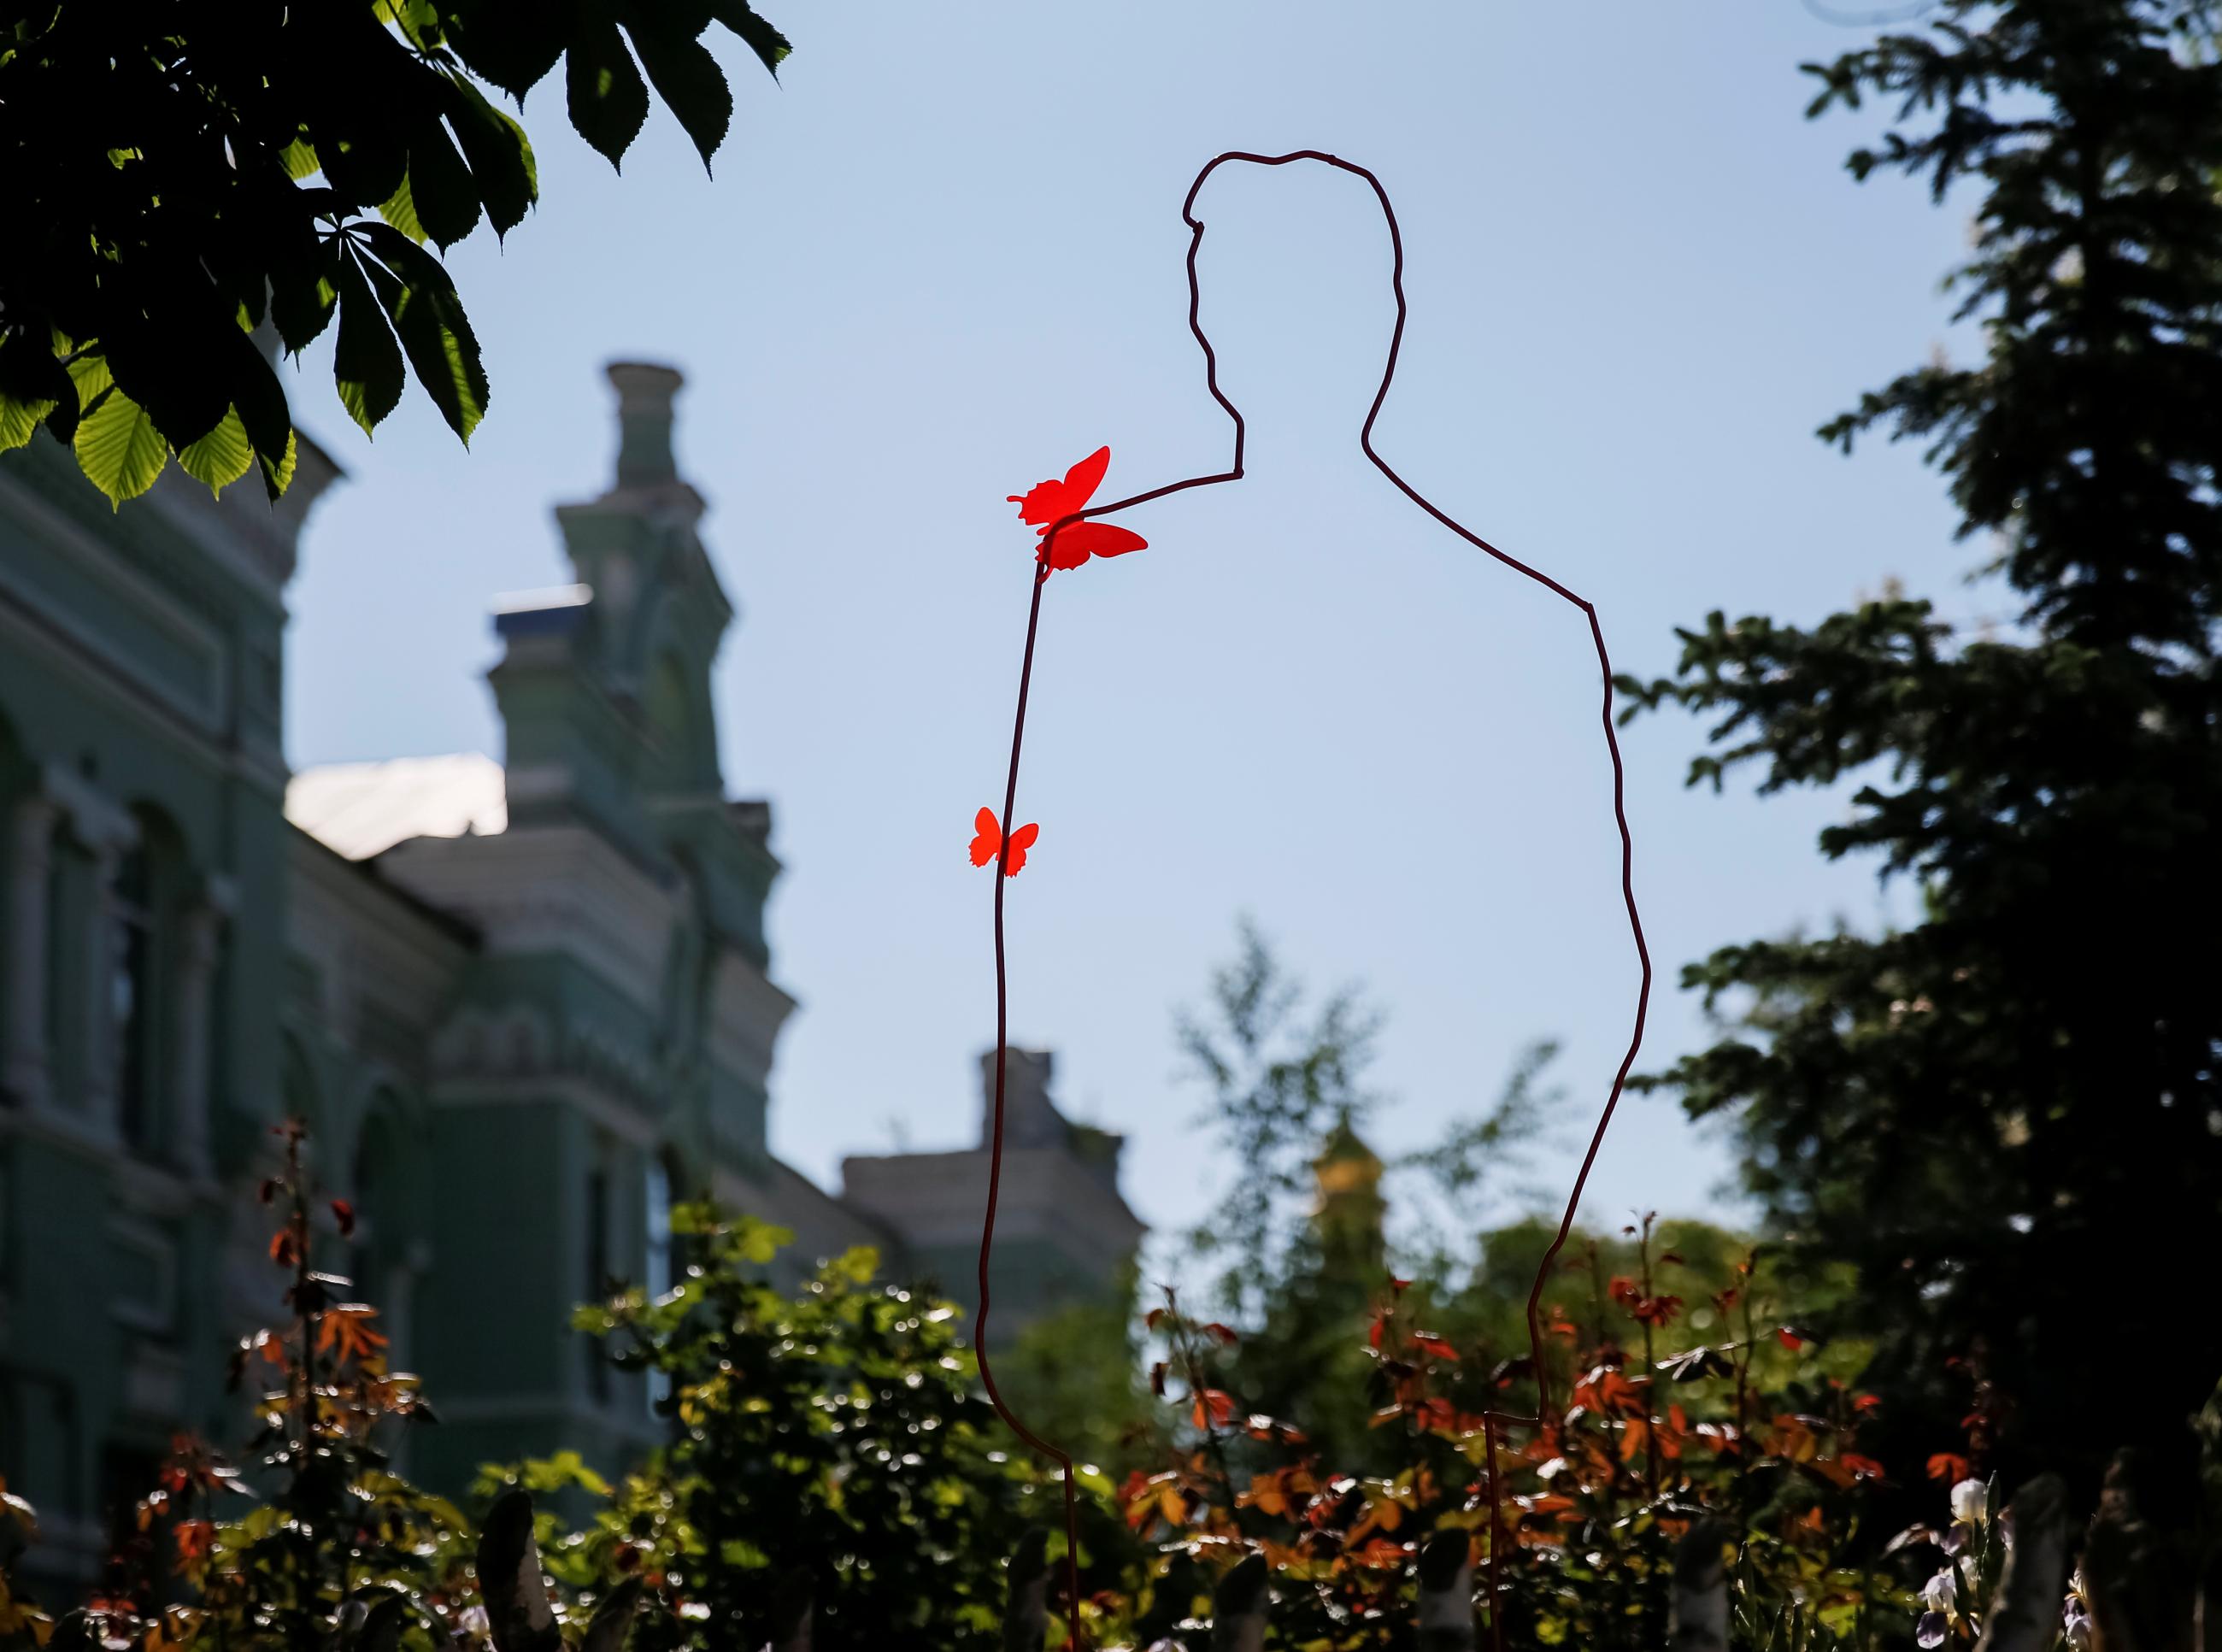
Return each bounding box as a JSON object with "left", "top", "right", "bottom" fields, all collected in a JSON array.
[
  {"left": 176, "top": 406, "right": 255, "bottom": 497},
  {"left": 73, "top": 383, "right": 168, "bottom": 508},
  {"left": 332, "top": 252, "right": 406, "bottom": 437}
]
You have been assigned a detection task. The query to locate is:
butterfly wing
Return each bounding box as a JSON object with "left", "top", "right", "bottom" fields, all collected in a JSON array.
[
  {"left": 1007, "top": 445, "right": 1113, "bottom": 527},
  {"left": 968, "top": 806, "right": 1002, "bottom": 867},
  {"left": 1057, "top": 446, "right": 1111, "bottom": 511},
  {"left": 1002, "top": 821, "right": 1039, "bottom": 877},
  {"left": 1063, "top": 522, "right": 1148, "bottom": 562},
  {"left": 1041, "top": 521, "right": 1148, "bottom": 571}
]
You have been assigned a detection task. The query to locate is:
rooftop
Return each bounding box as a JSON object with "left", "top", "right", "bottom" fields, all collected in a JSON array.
[{"left": 285, "top": 752, "right": 507, "bottom": 861}]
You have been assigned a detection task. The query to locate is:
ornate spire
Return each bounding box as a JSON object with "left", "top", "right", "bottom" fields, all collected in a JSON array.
[{"left": 606, "top": 361, "right": 685, "bottom": 490}]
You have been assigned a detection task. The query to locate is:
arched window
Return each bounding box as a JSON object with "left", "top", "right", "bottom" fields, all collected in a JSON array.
[
  {"left": 644, "top": 1150, "right": 684, "bottom": 1418},
  {"left": 109, "top": 842, "right": 155, "bottom": 1152},
  {"left": 583, "top": 1138, "right": 614, "bottom": 1406},
  {"left": 644, "top": 1155, "right": 674, "bottom": 1302}
]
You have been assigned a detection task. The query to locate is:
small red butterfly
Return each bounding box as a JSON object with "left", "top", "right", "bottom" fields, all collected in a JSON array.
[
  {"left": 969, "top": 806, "right": 1038, "bottom": 877},
  {"left": 1008, "top": 445, "right": 1149, "bottom": 573}
]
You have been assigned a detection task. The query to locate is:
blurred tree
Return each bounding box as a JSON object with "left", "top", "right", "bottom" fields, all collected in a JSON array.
[
  {"left": 1619, "top": 0, "right": 2222, "bottom": 1511},
  {"left": 1174, "top": 915, "right": 1385, "bottom": 1326},
  {"left": 0, "top": 0, "right": 789, "bottom": 506}
]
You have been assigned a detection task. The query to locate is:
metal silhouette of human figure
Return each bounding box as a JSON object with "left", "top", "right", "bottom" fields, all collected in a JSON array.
[{"left": 972, "top": 150, "right": 1654, "bottom": 1651}]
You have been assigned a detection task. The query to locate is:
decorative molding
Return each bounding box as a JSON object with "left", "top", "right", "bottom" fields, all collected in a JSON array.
[
  {"left": 111, "top": 1149, "right": 221, "bottom": 1215},
  {"left": 41, "top": 759, "right": 139, "bottom": 850},
  {"left": 286, "top": 837, "right": 474, "bottom": 1068},
  {"left": 142, "top": 467, "right": 297, "bottom": 609},
  {"left": 0, "top": 469, "right": 232, "bottom": 732},
  {"left": 170, "top": 899, "right": 223, "bottom": 1179},
  {"left": 119, "top": 1339, "right": 185, "bottom": 1420},
  {"left": 107, "top": 1213, "right": 179, "bottom": 1336},
  {"left": 704, "top": 950, "right": 797, "bottom": 1087},
  {"left": 0, "top": 1103, "right": 119, "bottom": 1166},
  {"left": 379, "top": 826, "right": 681, "bottom": 1012},
  {"left": 3, "top": 795, "right": 59, "bottom": 1110},
  {"left": 427, "top": 1072, "right": 662, "bottom": 1149}
]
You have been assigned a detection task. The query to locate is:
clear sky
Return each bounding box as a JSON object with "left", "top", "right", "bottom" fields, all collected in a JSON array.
[{"left": 283, "top": 1, "right": 1990, "bottom": 1270}]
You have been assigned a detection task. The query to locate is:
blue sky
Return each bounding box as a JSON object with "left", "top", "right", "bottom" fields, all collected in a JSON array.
[{"left": 284, "top": 1, "right": 1990, "bottom": 1269}]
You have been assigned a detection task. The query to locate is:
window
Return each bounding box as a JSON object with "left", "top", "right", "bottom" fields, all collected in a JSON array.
[
  {"left": 644, "top": 1157, "right": 673, "bottom": 1302},
  {"left": 110, "top": 844, "right": 154, "bottom": 1152},
  {"left": 585, "top": 1167, "right": 611, "bottom": 1404},
  {"left": 644, "top": 1156, "right": 675, "bottom": 1417},
  {"left": 42, "top": 839, "right": 69, "bottom": 1063}
]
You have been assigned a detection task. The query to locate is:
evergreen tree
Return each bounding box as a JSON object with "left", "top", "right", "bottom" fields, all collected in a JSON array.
[{"left": 1621, "top": 0, "right": 2222, "bottom": 1507}]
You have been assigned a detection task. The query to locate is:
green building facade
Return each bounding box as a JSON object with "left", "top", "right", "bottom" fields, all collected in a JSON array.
[{"left": 0, "top": 362, "right": 1141, "bottom": 1585}]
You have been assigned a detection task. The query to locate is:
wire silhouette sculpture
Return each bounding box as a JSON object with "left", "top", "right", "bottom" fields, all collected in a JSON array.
[{"left": 970, "top": 150, "right": 1654, "bottom": 1651}]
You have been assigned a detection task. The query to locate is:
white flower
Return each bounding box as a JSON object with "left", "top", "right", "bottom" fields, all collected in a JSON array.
[
  {"left": 1923, "top": 1570, "right": 1959, "bottom": 1613},
  {"left": 1950, "top": 1478, "right": 1990, "bottom": 1526},
  {"left": 457, "top": 1605, "right": 491, "bottom": 1638},
  {"left": 1917, "top": 1610, "right": 1949, "bottom": 1649}
]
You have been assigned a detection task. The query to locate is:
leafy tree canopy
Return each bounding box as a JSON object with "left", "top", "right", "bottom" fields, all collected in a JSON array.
[
  {"left": 1619, "top": 0, "right": 2222, "bottom": 1509},
  {"left": 0, "top": 0, "right": 789, "bottom": 507}
]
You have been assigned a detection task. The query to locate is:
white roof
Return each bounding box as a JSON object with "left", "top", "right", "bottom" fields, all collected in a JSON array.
[{"left": 285, "top": 753, "right": 507, "bottom": 861}]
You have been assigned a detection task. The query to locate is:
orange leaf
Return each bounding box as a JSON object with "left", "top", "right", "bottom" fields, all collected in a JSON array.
[
  {"left": 1190, "top": 1389, "right": 1235, "bottom": 1431},
  {"left": 314, "top": 1305, "right": 390, "bottom": 1366},
  {"left": 1926, "top": 1452, "right": 1972, "bottom": 1484}
]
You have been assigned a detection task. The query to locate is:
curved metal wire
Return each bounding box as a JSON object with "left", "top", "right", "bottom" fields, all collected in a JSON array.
[{"left": 974, "top": 150, "right": 1655, "bottom": 1652}]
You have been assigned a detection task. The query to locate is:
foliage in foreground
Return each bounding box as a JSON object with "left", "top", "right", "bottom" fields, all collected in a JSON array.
[
  {"left": 0, "top": 0, "right": 791, "bottom": 507},
  {"left": 528, "top": 1202, "right": 1060, "bottom": 1651},
  {"left": 2, "top": 1117, "right": 2215, "bottom": 1649}
]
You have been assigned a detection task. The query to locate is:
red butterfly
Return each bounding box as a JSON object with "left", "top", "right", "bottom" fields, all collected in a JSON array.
[
  {"left": 969, "top": 807, "right": 1038, "bottom": 877},
  {"left": 1008, "top": 445, "right": 1149, "bottom": 572}
]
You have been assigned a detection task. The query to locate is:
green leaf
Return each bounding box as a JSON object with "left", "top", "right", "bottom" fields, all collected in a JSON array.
[
  {"left": 359, "top": 224, "right": 489, "bottom": 444},
  {"left": 0, "top": 329, "right": 71, "bottom": 451},
  {"left": 445, "top": 0, "right": 570, "bottom": 103},
  {"left": 332, "top": 251, "right": 407, "bottom": 437},
  {"left": 708, "top": 1, "right": 791, "bottom": 78},
  {"left": 104, "top": 315, "right": 232, "bottom": 454},
  {"left": 73, "top": 384, "right": 170, "bottom": 509},
  {"left": 260, "top": 426, "right": 299, "bottom": 499},
  {"left": 408, "top": 119, "right": 484, "bottom": 248},
  {"left": 444, "top": 72, "right": 538, "bottom": 238},
  {"left": 223, "top": 331, "right": 297, "bottom": 501},
  {"left": 373, "top": 0, "right": 444, "bottom": 44},
  {"left": 277, "top": 132, "right": 322, "bottom": 180},
  {"left": 621, "top": 9, "right": 731, "bottom": 172},
  {"left": 567, "top": 9, "right": 651, "bottom": 169},
  {"left": 0, "top": 392, "right": 52, "bottom": 454},
  {"left": 176, "top": 405, "right": 255, "bottom": 497},
  {"left": 270, "top": 254, "right": 340, "bottom": 355},
  {"left": 379, "top": 171, "right": 430, "bottom": 244},
  {"left": 733, "top": 1219, "right": 793, "bottom": 1265},
  {"left": 63, "top": 350, "right": 115, "bottom": 444},
  {"left": 324, "top": 130, "right": 413, "bottom": 213}
]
